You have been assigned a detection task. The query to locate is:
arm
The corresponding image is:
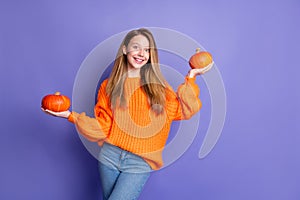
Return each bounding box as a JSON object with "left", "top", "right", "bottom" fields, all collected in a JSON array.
[
  {"left": 68, "top": 80, "right": 112, "bottom": 142},
  {"left": 166, "top": 77, "right": 202, "bottom": 120},
  {"left": 166, "top": 62, "right": 213, "bottom": 120},
  {"left": 67, "top": 111, "right": 107, "bottom": 142},
  {"left": 42, "top": 80, "right": 113, "bottom": 143}
]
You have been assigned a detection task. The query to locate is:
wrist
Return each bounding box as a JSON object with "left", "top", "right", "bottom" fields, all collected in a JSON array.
[
  {"left": 188, "top": 71, "right": 195, "bottom": 78},
  {"left": 65, "top": 110, "right": 71, "bottom": 118}
]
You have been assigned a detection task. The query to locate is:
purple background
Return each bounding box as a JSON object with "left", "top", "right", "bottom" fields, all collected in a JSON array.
[{"left": 1, "top": 0, "right": 299, "bottom": 199}]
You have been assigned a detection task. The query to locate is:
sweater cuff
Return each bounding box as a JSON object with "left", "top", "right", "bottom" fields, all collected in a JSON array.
[
  {"left": 68, "top": 111, "right": 79, "bottom": 123},
  {"left": 185, "top": 76, "right": 196, "bottom": 83},
  {"left": 185, "top": 76, "right": 200, "bottom": 96}
]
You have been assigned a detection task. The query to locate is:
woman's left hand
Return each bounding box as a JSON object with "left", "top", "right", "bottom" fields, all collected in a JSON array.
[
  {"left": 188, "top": 61, "right": 214, "bottom": 78},
  {"left": 41, "top": 108, "right": 71, "bottom": 119}
]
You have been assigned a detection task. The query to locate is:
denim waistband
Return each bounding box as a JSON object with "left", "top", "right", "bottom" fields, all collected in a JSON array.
[{"left": 99, "top": 142, "right": 151, "bottom": 173}]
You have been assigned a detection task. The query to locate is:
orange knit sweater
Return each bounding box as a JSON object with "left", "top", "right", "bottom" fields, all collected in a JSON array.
[{"left": 68, "top": 76, "right": 202, "bottom": 170}]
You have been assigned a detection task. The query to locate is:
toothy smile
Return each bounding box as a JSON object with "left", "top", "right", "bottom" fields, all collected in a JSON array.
[{"left": 133, "top": 57, "right": 145, "bottom": 63}]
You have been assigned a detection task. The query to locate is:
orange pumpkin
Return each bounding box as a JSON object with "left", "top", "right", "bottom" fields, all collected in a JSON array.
[
  {"left": 41, "top": 92, "right": 71, "bottom": 112},
  {"left": 189, "top": 48, "right": 213, "bottom": 69}
]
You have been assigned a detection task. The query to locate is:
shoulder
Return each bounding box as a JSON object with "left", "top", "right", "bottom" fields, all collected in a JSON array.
[
  {"left": 165, "top": 83, "right": 177, "bottom": 99},
  {"left": 101, "top": 79, "right": 109, "bottom": 87},
  {"left": 97, "top": 79, "right": 109, "bottom": 97},
  {"left": 97, "top": 79, "right": 109, "bottom": 92}
]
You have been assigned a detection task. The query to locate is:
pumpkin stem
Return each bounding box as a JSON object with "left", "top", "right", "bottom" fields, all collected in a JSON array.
[
  {"left": 196, "top": 48, "right": 201, "bottom": 53},
  {"left": 55, "top": 92, "right": 61, "bottom": 95}
]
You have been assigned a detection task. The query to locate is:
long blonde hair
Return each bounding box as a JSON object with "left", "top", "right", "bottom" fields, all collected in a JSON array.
[{"left": 106, "top": 28, "right": 166, "bottom": 114}]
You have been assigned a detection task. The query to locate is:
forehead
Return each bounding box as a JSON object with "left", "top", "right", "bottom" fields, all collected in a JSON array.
[{"left": 128, "top": 35, "right": 149, "bottom": 47}]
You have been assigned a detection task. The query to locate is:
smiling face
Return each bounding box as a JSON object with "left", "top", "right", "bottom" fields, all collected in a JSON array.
[{"left": 123, "top": 35, "right": 150, "bottom": 75}]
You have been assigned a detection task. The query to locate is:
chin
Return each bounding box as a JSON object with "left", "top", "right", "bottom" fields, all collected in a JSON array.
[{"left": 131, "top": 62, "right": 147, "bottom": 69}]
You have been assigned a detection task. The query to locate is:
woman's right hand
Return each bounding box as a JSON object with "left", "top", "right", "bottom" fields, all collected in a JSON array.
[
  {"left": 41, "top": 108, "right": 71, "bottom": 119},
  {"left": 188, "top": 62, "right": 214, "bottom": 78}
]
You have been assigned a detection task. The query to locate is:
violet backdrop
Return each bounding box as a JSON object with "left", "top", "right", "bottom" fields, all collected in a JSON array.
[{"left": 1, "top": 0, "right": 299, "bottom": 199}]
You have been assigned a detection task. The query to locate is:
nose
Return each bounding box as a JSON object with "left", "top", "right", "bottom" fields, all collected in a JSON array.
[{"left": 138, "top": 48, "right": 144, "bottom": 56}]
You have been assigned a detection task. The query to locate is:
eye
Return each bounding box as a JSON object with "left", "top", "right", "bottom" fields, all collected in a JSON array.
[
  {"left": 132, "top": 45, "right": 139, "bottom": 49},
  {"left": 145, "top": 48, "right": 150, "bottom": 53}
]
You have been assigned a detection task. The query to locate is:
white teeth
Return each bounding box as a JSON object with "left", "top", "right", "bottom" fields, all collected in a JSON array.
[{"left": 134, "top": 58, "right": 143, "bottom": 62}]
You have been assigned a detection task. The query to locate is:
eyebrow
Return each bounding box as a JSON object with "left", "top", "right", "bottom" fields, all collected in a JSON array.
[{"left": 131, "top": 42, "right": 149, "bottom": 48}]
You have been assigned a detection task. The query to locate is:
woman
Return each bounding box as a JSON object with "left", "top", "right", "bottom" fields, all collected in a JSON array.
[{"left": 43, "top": 28, "right": 213, "bottom": 200}]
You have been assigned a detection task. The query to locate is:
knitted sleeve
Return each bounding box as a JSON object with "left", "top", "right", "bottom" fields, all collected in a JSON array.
[
  {"left": 68, "top": 111, "right": 107, "bottom": 143},
  {"left": 67, "top": 79, "right": 112, "bottom": 143},
  {"left": 94, "top": 79, "right": 113, "bottom": 136},
  {"left": 165, "top": 77, "right": 202, "bottom": 120}
]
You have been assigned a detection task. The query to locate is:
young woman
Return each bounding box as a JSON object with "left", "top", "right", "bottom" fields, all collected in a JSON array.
[{"left": 43, "top": 28, "right": 213, "bottom": 200}]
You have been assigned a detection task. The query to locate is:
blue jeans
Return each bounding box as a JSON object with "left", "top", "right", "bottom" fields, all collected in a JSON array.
[{"left": 98, "top": 142, "right": 151, "bottom": 200}]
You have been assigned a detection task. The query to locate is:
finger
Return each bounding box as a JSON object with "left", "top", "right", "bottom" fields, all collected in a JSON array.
[
  {"left": 41, "top": 107, "right": 52, "bottom": 115},
  {"left": 203, "top": 66, "right": 212, "bottom": 73},
  {"left": 190, "top": 68, "right": 205, "bottom": 76},
  {"left": 46, "top": 110, "right": 56, "bottom": 115},
  {"left": 201, "top": 68, "right": 210, "bottom": 74},
  {"left": 42, "top": 109, "right": 58, "bottom": 116},
  {"left": 204, "top": 62, "right": 214, "bottom": 70},
  {"left": 201, "top": 62, "right": 214, "bottom": 74}
]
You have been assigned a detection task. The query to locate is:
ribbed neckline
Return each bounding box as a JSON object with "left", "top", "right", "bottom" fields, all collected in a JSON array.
[
  {"left": 125, "top": 77, "right": 141, "bottom": 84},
  {"left": 126, "top": 76, "right": 141, "bottom": 80}
]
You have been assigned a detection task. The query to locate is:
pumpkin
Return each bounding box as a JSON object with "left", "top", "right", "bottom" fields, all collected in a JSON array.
[
  {"left": 189, "top": 48, "right": 213, "bottom": 69},
  {"left": 41, "top": 92, "right": 71, "bottom": 112}
]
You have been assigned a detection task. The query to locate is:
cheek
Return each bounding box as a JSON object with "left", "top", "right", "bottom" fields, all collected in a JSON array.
[
  {"left": 127, "top": 51, "right": 136, "bottom": 57},
  {"left": 126, "top": 52, "right": 134, "bottom": 60},
  {"left": 145, "top": 54, "right": 150, "bottom": 62}
]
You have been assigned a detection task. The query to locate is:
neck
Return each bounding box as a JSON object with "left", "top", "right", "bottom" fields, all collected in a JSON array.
[{"left": 127, "top": 68, "right": 141, "bottom": 78}]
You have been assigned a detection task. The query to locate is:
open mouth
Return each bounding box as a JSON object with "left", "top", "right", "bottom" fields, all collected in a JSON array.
[{"left": 133, "top": 57, "right": 145, "bottom": 64}]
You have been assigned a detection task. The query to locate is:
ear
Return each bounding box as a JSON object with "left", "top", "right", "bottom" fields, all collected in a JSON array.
[{"left": 122, "top": 45, "right": 127, "bottom": 55}]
